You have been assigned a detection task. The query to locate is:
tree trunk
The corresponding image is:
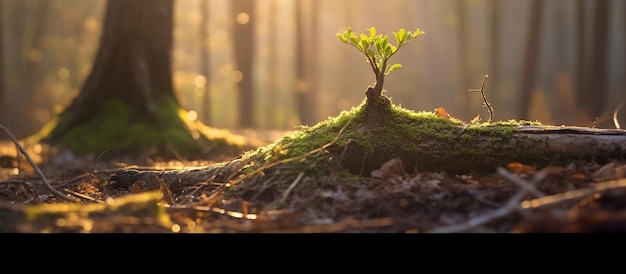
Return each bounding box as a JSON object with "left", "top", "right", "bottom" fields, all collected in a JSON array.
[
  {"left": 46, "top": 0, "right": 176, "bottom": 142},
  {"left": 294, "top": 0, "right": 318, "bottom": 126},
  {"left": 575, "top": 0, "right": 588, "bottom": 115},
  {"left": 35, "top": 0, "right": 251, "bottom": 159},
  {"left": 0, "top": 0, "right": 4, "bottom": 126},
  {"left": 588, "top": 0, "right": 610, "bottom": 119},
  {"left": 200, "top": 0, "right": 211, "bottom": 124},
  {"left": 266, "top": 0, "right": 278, "bottom": 128},
  {"left": 489, "top": 0, "right": 501, "bottom": 108},
  {"left": 231, "top": 0, "right": 255, "bottom": 128},
  {"left": 518, "top": 0, "right": 543, "bottom": 119},
  {"left": 456, "top": 0, "right": 472, "bottom": 118}
]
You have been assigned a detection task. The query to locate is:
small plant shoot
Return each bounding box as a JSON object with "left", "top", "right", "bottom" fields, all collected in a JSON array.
[{"left": 337, "top": 27, "right": 424, "bottom": 99}]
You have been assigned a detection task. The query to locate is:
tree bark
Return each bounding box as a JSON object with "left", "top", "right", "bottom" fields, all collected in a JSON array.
[
  {"left": 489, "top": 0, "right": 501, "bottom": 107},
  {"left": 588, "top": 0, "right": 610, "bottom": 119},
  {"left": 575, "top": 0, "right": 587, "bottom": 112},
  {"left": 456, "top": 0, "right": 472, "bottom": 118},
  {"left": 0, "top": 0, "right": 4, "bottom": 125},
  {"left": 231, "top": 0, "right": 255, "bottom": 128},
  {"left": 294, "top": 0, "right": 318, "bottom": 126},
  {"left": 518, "top": 0, "right": 543, "bottom": 119},
  {"left": 45, "top": 0, "right": 175, "bottom": 142},
  {"left": 200, "top": 0, "right": 211, "bottom": 124}
]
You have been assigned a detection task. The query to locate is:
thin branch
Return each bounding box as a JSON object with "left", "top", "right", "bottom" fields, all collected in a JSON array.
[
  {"left": 280, "top": 172, "right": 304, "bottom": 203},
  {"left": 498, "top": 167, "right": 546, "bottom": 198},
  {"left": 0, "top": 124, "right": 75, "bottom": 201},
  {"left": 468, "top": 74, "right": 494, "bottom": 123},
  {"left": 427, "top": 190, "right": 526, "bottom": 233},
  {"left": 427, "top": 167, "right": 546, "bottom": 233}
]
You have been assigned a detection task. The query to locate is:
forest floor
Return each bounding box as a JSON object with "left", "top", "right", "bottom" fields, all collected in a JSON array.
[{"left": 1, "top": 128, "right": 626, "bottom": 233}]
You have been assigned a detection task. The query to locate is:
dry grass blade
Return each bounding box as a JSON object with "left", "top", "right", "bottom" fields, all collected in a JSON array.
[
  {"left": 521, "top": 178, "right": 626, "bottom": 209},
  {"left": 0, "top": 124, "right": 75, "bottom": 201},
  {"left": 614, "top": 100, "right": 624, "bottom": 129}
]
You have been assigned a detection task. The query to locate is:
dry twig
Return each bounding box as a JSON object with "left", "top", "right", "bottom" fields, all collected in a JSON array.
[
  {"left": 280, "top": 172, "right": 304, "bottom": 203},
  {"left": 0, "top": 124, "right": 75, "bottom": 201},
  {"left": 427, "top": 167, "right": 546, "bottom": 233},
  {"left": 521, "top": 178, "right": 626, "bottom": 209}
]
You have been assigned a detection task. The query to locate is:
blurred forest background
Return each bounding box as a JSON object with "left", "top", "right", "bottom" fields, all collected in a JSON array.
[{"left": 0, "top": 0, "right": 625, "bottom": 140}]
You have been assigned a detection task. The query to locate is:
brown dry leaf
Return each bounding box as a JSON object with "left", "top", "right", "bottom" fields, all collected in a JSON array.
[
  {"left": 435, "top": 107, "right": 449, "bottom": 119},
  {"left": 593, "top": 161, "right": 626, "bottom": 181},
  {"left": 371, "top": 158, "right": 408, "bottom": 179},
  {"left": 507, "top": 162, "right": 535, "bottom": 174}
]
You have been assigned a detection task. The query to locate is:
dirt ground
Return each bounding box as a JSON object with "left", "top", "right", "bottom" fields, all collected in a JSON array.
[{"left": 1, "top": 132, "right": 626, "bottom": 233}]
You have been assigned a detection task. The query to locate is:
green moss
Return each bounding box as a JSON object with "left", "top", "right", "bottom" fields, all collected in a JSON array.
[
  {"left": 241, "top": 99, "right": 546, "bottom": 176},
  {"left": 50, "top": 97, "right": 252, "bottom": 158},
  {"left": 17, "top": 191, "right": 171, "bottom": 232}
]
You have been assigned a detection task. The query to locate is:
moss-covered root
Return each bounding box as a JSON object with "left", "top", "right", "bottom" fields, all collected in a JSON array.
[{"left": 32, "top": 97, "right": 260, "bottom": 159}]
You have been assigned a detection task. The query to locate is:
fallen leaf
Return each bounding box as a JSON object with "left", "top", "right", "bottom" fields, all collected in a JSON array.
[
  {"left": 371, "top": 158, "right": 408, "bottom": 179},
  {"left": 507, "top": 162, "right": 535, "bottom": 174},
  {"left": 435, "top": 107, "right": 449, "bottom": 119}
]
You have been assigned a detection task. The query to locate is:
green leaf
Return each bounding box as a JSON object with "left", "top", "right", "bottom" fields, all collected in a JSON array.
[
  {"left": 337, "top": 33, "right": 348, "bottom": 44},
  {"left": 415, "top": 28, "right": 425, "bottom": 36},
  {"left": 385, "top": 44, "right": 393, "bottom": 57},
  {"left": 369, "top": 27, "right": 376, "bottom": 39},
  {"left": 350, "top": 34, "right": 359, "bottom": 46},
  {"left": 367, "top": 49, "right": 376, "bottom": 58},
  {"left": 360, "top": 33, "right": 370, "bottom": 42},
  {"left": 395, "top": 29, "right": 406, "bottom": 45},
  {"left": 386, "top": 63, "right": 402, "bottom": 75},
  {"left": 360, "top": 39, "right": 369, "bottom": 50},
  {"left": 374, "top": 37, "right": 383, "bottom": 52}
]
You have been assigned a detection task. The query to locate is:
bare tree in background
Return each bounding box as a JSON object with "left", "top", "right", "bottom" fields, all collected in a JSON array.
[
  {"left": 456, "top": 0, "right": 472, "bottom": 117},
  {"left": 231, "top": 0, "right": 255, "bottom": 128},
  {"left": 45, "top": 0, "right": 177, "bottom": 141},
  {"left": 575, "top": 0, "right": 587, "bottom": 113},
  {"left": 4, "top": 0, "right": 51, "bottom": 136},
  {"left": 518, "top": 0, "right": 544, "bottom": 119},
  {"left": 489, "top": 0, "right": 501, "bottom": 107},
  {"left": 0, "top": 1, "right": 4, "bottom": 126},
  {"left": 294, "top": 0, "right": 318, "bottom": 126},
  {"left": 588, "top": 0, "right": 610, "bottom": 120},
  {"left": 266, "top": 0, "right": 278, "bottom": 127},
  {"left": 200, "top": 0, "right": 211, "bottom": 123}
]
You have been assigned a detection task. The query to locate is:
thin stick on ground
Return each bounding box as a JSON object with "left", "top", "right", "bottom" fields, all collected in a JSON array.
[
  {"left": 521, "top": 178, "right": 626, "bottom": 209},
  {"left": 0, "top": 124, "right": 75, "bottom": 201},
  {"left": 427, "top": 167, "right": 546, "bottom": 233},
  {"left": 280, "top": 172, "right": 304, "bottom": 203}
]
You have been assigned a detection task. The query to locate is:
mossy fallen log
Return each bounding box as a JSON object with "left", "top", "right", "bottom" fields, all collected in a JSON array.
[{"left": 109, "top": 101, "right": 626, "bottom": 190}]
